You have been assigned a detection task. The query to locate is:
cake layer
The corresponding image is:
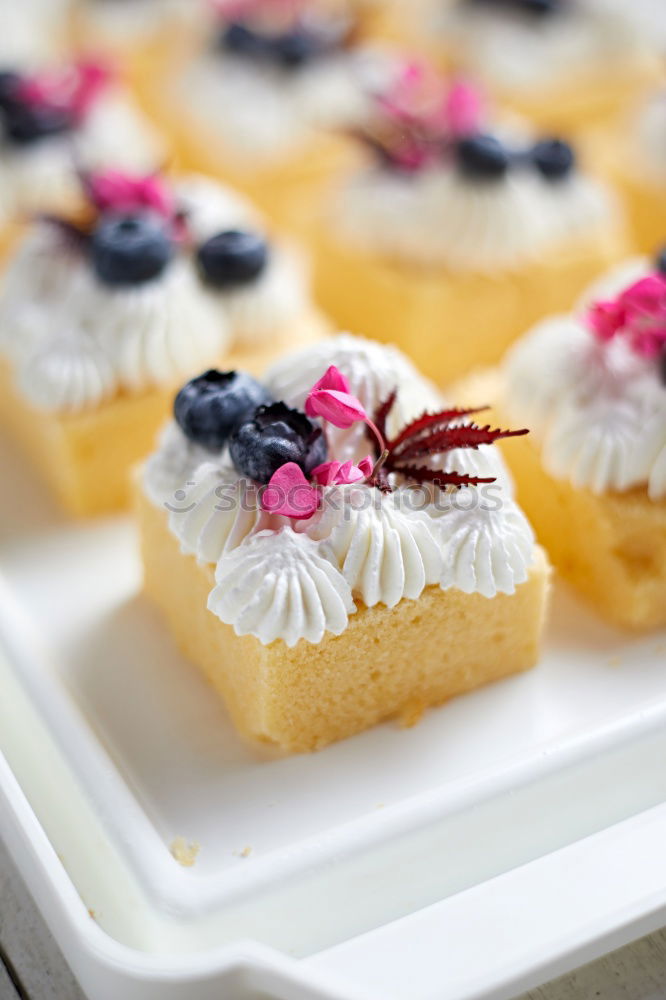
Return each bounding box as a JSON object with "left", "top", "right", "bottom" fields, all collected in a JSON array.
[
  {"left": 455, "top": 370, "right": 666, "bottom": 631},
  {"left": 137, "top": 486, "right": 550, "bottom": 753}
]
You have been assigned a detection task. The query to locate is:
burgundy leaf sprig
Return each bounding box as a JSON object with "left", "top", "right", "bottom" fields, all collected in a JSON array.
[
  {"left": 365, "top": 394, "right": 528, "bottom": 492},
  {"left": 353, "top": 60, "right": 485, "bottom": 173},
  {"left": 260, "top": 366, "right": 529, "bottom": 519}
]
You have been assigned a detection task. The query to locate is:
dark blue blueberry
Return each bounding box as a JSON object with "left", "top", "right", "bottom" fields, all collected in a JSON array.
[
  {"left": 455, "top": 134, "right": 509, "bottom": 181},
  {"left": 197, "top": 230, "right": 268, "bottom": 289},
  {"left": 219, "top": 20, "right": 324, "bottom": 70},
  {"left": 465, "top": 0, "right": 560, "bottom": 14},
  {"left": 532, "top": 138, "right": 575, "bottom": 180},
  {"left": 273, "top": 29, "right": 321, "bottom": 68},
  {"left": 2, "top": 102, "right": 72, "bottom": 145},
  {"left": 656, "top": 246, "right": 666, "bottom": 275},
  {"left": 229, "top": 402, "right": 327, "bottom": 483},
  {"left": 220, "top": 22, "right": 268, "bottom": 58},
  {"left": 91, "top": 213, "right": 173, "bottom": 287},
  {"left": 174, "top": 370, "right": 273, "bottom": 451},
  {"left": 0, "top": 71, "right": 21, "bottom": 111}
]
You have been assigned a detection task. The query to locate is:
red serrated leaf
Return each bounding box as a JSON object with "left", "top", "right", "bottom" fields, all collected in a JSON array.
[
  {"left": 389, "top": 464, "right": 496, "bottom": 488},
  {"left": 393, "top": 423, "right": 529, "bottom": 461},
  {"left": 387, "top": 406, "right": 490, "bottom": 452},
  {"left": 372, "top": 387, "right": 398, "bottom": 442}
]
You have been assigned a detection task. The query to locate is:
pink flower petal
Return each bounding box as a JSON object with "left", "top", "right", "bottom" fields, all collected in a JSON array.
[
  {"left": 587, "top": 300, "right": 626, "bottom": 342},
  {"left": 443, "top": 78, "right": 484, "bottom": 137},
  {"left": 311, "top": 455, "right": 373, "bottom": 486},
  {"left": 305, "top": 388, "right": 367, "bottom": 429},
  {"left": 87, "top": 170, "right": 175, "bottom": 222},
  {"left": 308, "top": 365, "right": 351, "bottom": 396},
  {"left": 260, "top": 463, "right": 320, "bottom": 519},
  {"left": 357, "top": 456, "right": 374, "bottom": 478},
  {"left": 17, "top": 60, "right": 111, "bottom": 123}
]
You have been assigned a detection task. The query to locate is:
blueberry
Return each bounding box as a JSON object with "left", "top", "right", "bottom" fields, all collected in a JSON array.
[
  {"left": 174, "top": 370, "right": 273, "bottom": 451},
  {"left": 229, "top": 402, "right": 327, "bottom": 483},
  {"left": 455, "top": 134, "right": 509, "bottom": 181},
  {"left": 465, "top": 0, "right": 560, "bottom": 14},
  {"left": 197, "top": 230, "right": 268, "bottom": 289},
  {"left": 220, "top": 22, "right": 268, "bottom": 58},
  {"left": 655, "top": 247, "right": 666, "bottom": 275},
  {"left": 0, "top": 71, "right": 20, "bottom": 111},
  {"left": 2, "top": 102, "right": 72, "bottom": 145},
  {"left": 518, "top": 0, "right": 559, "bottom": 14},
  {"left": 273, "top": 29, "right": 320, "bottom": 68},
  {"left": 91, "top": 213, "right": 173, "bottom": 287},
  {"left": 532, "top": 138, "right": 575, "bottom": 181}
]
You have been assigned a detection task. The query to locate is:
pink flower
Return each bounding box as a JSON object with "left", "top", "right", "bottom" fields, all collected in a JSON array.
[
  {"left": 17, "top": 60, "right": 111, "bottom": 123},
  {"left": 305, "top": 366, "right": 368, "bottom": 429},
  {"left": 260, "top": 463, "right": 320, "bottom": 519},
  {"left": 311, "top": 456, "right": 374, "bottom": 486},
  {"left": 588, "top": 274, "right": 666, "bottom": 359},
  {"left": 443, "top": 78, "right": 484, "bottom": 137},
  {"left": 86, "top": 170, "right": 176, "bottom": 222},
  {"left": 587, "top": 299, "right": 626, "bottom": 342}
]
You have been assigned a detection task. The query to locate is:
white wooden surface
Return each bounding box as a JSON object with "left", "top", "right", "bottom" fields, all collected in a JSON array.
[{"left": 2, "top": 837, "right": 666, "bottom": 1000}]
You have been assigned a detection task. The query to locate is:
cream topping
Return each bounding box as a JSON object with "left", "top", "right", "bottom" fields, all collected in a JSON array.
[
  {"left": 443, "top": 0, "right": 659, "bottom": 95},
  {"left": 145, "top": 334, "right": 536, "bottom": 645},
  {"left": 334, "top": 162, "right": 616, "bottom": 271},
  {"left": 176, "top": 46, "right": 390, "bottom": 166},
  {"left": 503, "top": 312, "right": 666, "bottom": 499},
  {"left": 634, "top": 89, "right": 666, "bottom": 183},
  {"left": 0, "top": 224, "right": 227, "bottom": 413},
  {"left": 208, "top": 529, "right": 356, "bottom": 648},
  {"left": 75, "top": 0, "right": 200, "bottom": 47},
  {"left": 0, "top": 1, "right": 68, "bottom": 64}
]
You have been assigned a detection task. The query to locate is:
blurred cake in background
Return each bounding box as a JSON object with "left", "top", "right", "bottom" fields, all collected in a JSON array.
[
  {"left": 0, "top": 59, "right": 165, "bottom": 260},
  {"left": 68, "top": 0, "right": 205, "bottom": 82},
  {"left": 139, "top": 0, "right": 396, "bottom": 226},
  {"left": 0, "top": 169, "right": 326, "bottom": 515},
  {"left": 591, "top": 88, "right": 666, "bottom": 255},
  {"left": 0, "top": 0, "right": 69, "bottom": 66},
  {"left": 457, "top": 251, "right": 666, "bottom": 629},
  {"left": 426, "top": 0, "right": 663, "bottom": 133},
  {"left": 292, "top": 60, "right": 627, "bottom": 384}
]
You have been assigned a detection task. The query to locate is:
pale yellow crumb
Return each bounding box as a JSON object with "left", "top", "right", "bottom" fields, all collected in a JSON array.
[
  {"left": 170, "top": 837, "right": 200, "bottom": 867},
  {"left": 399, "top": 700, "right": 426, "bottom": 729},
  {"left": 240, "top": 846, "right": 252, "bottom": 858}
]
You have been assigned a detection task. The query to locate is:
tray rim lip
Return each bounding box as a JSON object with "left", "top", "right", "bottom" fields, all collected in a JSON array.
[
  {"left": 3, "top": 745, "right": 666, "bottom": 1000},
  {"left": 0, "top": 751, "right": 375, "bottom": 1000}
]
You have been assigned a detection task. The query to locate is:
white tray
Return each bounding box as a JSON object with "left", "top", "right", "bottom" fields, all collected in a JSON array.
[{"left": 1, "top": 428, "right": 666, "bottom": 1000}]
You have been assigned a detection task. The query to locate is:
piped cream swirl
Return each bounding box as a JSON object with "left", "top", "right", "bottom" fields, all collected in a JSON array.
[
  {"left": 0, "top": 224, "right": 227, "bottom": 413},
  {"left": 503, "top": 310, "right": 666, "bottom": 499},
  {"left": 334, "top": 162, "right": 616, "bottom": 271}
]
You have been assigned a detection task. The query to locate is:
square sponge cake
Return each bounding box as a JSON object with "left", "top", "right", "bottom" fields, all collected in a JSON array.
[{"left": 139, "top": 334, "right": 551, "bottom": 753}]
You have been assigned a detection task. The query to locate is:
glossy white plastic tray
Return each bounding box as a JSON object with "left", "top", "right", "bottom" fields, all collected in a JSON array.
[{"left": 1, "top": 426, "right": 666, "bottom": 1000}]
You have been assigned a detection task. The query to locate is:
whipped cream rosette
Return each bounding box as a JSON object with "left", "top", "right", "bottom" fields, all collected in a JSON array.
[{"left": 504, "top": 256, "right": 666, "bottom": 500}]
